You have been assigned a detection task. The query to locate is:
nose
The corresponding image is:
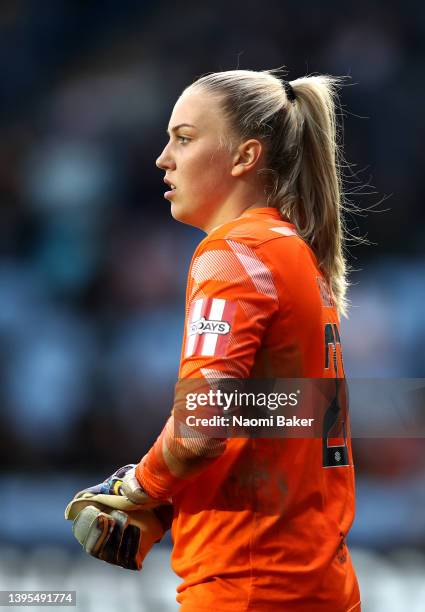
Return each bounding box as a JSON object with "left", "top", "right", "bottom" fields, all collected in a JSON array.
[{"left": 156, "top": 142, "right": 176, "bottom": 171}]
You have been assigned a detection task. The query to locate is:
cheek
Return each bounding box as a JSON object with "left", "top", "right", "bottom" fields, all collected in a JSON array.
[
  {"left": 171, "top": 151, "right": 231, "bottom": 227},
  {"left": 185, "top": 149, "right": 231, "bottom": 193}
]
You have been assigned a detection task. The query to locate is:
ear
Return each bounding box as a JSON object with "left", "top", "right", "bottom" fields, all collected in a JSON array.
[{"left": 231, "top": 139, "right": 263, "bottom": 177}]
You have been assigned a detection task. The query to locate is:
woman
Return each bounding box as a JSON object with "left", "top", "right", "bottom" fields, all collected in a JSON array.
[{"left": 73, "top": 69, "right": 360, "bottom": 611}]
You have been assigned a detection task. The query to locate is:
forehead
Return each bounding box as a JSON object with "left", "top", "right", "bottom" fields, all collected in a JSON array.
[{"left": 168, "top": 88, "right": 226, "bottom": 132}]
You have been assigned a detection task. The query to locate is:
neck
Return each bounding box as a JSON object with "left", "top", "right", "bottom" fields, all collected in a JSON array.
[{"left": 203, "top": 181, "right": 267, "bottom": 234}]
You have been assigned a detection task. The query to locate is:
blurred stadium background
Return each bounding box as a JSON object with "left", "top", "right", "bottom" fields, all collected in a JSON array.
[{"left": 0, "top": 1, "right": 424, "bottom": 610}]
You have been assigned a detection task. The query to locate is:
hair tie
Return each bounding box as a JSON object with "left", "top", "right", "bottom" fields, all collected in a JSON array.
[{"left": 282, "top": 79, "right": 296, "bottom": 103}]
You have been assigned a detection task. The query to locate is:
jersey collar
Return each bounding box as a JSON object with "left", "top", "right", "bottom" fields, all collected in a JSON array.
[
  {"left": 208, "top": 207, "right": 293, "bottom": 236},
  {"left": 240, "top": 206, "right": 290, "bottom": 222}
]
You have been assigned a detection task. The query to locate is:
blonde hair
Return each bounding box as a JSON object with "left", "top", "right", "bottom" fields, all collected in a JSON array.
[{"left": 188, "top": 70, "right": 349, "bottom": 317}]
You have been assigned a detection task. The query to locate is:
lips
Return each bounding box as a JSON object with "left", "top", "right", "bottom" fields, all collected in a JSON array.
[
  {"left": 164, "top": 177, "right": 176, "bottom": 188},
  {"left": 164, "top": 177, "right": 176, "bottom": 200}
]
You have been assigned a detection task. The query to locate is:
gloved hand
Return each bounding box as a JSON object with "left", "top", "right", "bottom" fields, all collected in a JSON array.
[
  {"left": 120, "top": 464, "right": 163, "bottom": 505},
  {"left": 65, "top": 464, "right": 173, "bottom": 570}
]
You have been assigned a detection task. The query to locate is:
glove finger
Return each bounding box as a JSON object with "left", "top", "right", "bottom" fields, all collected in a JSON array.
[
  {"left": 97, "top": 510, "right": 128, "bottom": 564},
  {"left": 73, "top": 506, "right": 112, "bottom": 556},
  {"left": 117, "top": 523, "right": 142, "bottom": 570}
]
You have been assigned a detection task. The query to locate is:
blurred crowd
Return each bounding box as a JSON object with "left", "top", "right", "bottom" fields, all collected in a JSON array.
[{"left": 0, "top": 0, "right": 425, "bottom": 549}]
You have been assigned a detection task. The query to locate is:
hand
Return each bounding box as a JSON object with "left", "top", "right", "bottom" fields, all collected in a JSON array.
[
  {"left": 68, "top": 463, "right": 164, "bottom": 511},
  {"left": 65, "top": 465, "right": 172, "bottom": 570},
  {"left": 71, "top": 505, "right": 150, "bottom": 570},
  {"left": 121, "top": 465, "right": 159, "bottom": 505}
]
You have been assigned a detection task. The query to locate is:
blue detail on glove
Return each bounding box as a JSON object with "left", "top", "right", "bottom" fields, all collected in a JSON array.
[{"left": 83, "top": 464, "right": 136, "bottom": 497}]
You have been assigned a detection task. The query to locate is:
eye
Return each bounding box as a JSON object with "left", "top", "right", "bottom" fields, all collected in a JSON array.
[{"left": 177, "top": 135, "right": 191, "bottom": 144}]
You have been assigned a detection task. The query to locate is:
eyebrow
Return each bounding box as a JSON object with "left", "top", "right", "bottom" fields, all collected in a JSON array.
[{"left": 166, "top": 123, "right": 197, "bottom": 135}]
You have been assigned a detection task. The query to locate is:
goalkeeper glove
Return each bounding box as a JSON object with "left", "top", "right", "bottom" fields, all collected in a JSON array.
[{"left": 65, "top": 464, "right": 172, "bottom": 570}]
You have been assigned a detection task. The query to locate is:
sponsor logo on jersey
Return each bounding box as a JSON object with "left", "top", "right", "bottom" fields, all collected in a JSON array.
[
  {"left": 189, "top": 317, "right": 230, "bottom": 336},
  {"left": 185, "top": 297, "right": 236, "bottom": 358}
]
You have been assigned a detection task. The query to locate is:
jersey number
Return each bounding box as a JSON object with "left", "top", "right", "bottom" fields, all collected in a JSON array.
[{"left": 322, "top": 323, "right": 349, "bottom": 468}]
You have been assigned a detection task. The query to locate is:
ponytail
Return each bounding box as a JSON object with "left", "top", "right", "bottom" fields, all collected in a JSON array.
[
  {"left": 284, "top": 76, "right": 348, "bottom": 317},
  {"left": 189, "top": 70, "right": 349, "bottom": 317}
]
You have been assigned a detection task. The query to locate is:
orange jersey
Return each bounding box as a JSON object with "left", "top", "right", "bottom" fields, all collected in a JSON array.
[{"left": 137, "top": 207, "right": 360, "bottom": 611}]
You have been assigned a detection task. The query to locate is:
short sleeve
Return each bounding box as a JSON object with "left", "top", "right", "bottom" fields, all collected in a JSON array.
[{"left": 179, "top": 238, "right": 279, "bottom": 380}]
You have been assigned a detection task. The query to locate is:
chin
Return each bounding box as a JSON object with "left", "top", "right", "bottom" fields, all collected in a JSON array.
[
  {"left": 170, "top": 201, "right": 204, "bottom": 230},
  {"left": 170, "top": 201, "right": 185, "bottom": 222}
]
